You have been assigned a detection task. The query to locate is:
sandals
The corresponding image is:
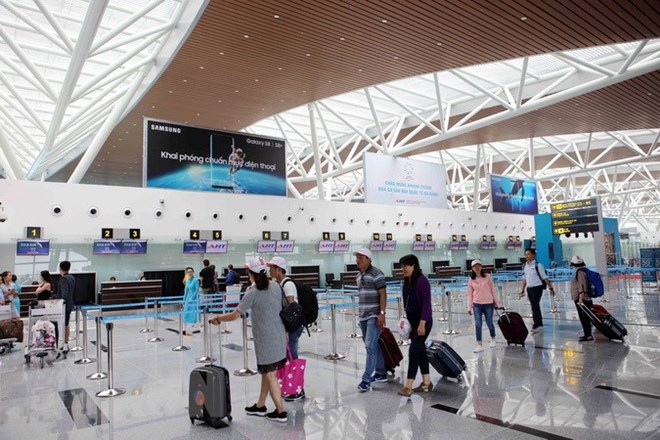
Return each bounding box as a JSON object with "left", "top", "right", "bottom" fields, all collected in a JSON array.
[
  {"left": 412, "top": 382, "right": 434, "bottom": 393},
  {"left": 397, "top": 387, "right": 413, "bottom": 397}
]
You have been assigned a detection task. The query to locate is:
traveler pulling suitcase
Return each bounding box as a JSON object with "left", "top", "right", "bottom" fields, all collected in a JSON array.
[
  {"left": 378, "top": 327, "right": 403, "bottom": 374},
  {"left": 189, "top": 364, "right": 232, "bottom": 428},
  {"left": 580, "top": 303, "right": 627, "bottom": 341},
  {"left": 426, "top": 340, "right": 466, "bottom": 381},
  {"left": 496, "top": 308, "right": 528, "bottom": 346}
]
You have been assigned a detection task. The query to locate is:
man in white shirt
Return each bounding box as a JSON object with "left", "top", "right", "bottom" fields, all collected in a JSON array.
[
  {"left": 520, "top": 248, "right": 554, "bottom": 334},
  {"left": 268, "top": 256, "right": 305, "bottom": 402}
]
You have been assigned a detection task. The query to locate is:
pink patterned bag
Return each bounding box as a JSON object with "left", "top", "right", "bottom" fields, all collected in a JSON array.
[{"left": 276, "top": 347, "right": 306, "bottom": 396}]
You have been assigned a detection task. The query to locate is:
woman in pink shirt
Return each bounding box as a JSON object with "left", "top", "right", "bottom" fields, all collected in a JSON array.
[{"left": 467, "top": 260, "right": 499, "bottom": 353}]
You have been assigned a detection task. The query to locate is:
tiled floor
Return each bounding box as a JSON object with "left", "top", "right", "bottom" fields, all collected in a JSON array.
[{"left": 1, "top": 280, "right": 658, "bottom": 439}]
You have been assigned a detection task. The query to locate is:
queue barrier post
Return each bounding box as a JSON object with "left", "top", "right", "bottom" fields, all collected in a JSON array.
[
  {"left": 96, "top": 322, "right": 126, "bottom": 398},
  {"left": 442, "top": 290, "right": 459, "bottom": 335},
  {"left": 139, "top": 301, "right": 153, "bottom": 333},
  {"left": 74, "top": 308, "right": 95, "bottom": 364},
  {"left": 324, "top": 304, "right": 345, "bottom": 360},
  {"left": 233, "top": 316, "right": 257, "bottom": 376},
  {"left": 69, "top": 307, "right": 83, "bottom": 350},
  {"left": 172, "top": 303, "right": 190, "bottom": 352},
  {"left": 87, "top": 313, "right": 107, "bottom": 380},
  {"left": 197, "top": 307, "right": 215, "bottom": 363},
  {"left": 147, "top": 299, "right": 164, "bottom": 342}
]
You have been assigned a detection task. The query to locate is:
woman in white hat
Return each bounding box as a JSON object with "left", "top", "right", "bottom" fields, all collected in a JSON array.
[
  {"left": 467, "top": 260, "right": 499, "bottom": 352},
  {"left": 570, "top": 256, "right": 593, "bottom": 342},
  {"left": 210, "top": 256, "right": 288, "bottom": 422}
]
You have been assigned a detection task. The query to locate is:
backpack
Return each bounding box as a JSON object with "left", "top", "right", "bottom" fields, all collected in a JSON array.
[
  {"left": 283, "top": 279, "right": 319, "bottom": 334},
  {"left": 534, "top": 263, "right": 547, "bottom": 289},
  {"left": 577, "top": 268, "right": 605, "bottom": 298}
]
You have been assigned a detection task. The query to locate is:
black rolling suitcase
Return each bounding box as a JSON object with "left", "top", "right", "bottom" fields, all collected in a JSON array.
[
  {"left": 189, "top": 364, "right": 232, "bottom": 429},
  {"left": 426, "top": 340, "right": 466, "bottom": 380},
  {"left": 496, "top": 309, "right": 528, "bottom": 346},
  {"left": 580, "top": 304, "right": 627, "bottom": 341}
]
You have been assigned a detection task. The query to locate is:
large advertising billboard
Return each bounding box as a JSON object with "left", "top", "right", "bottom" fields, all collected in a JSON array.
[
  {"left": 363, "top": 153, "right": 447, "bottom": 209},
  {"left": 490, "top": 174, "right": 538, "bottom": 215},
  {"left": 144, "top": 119, "right": 287, "bottom": 196}
]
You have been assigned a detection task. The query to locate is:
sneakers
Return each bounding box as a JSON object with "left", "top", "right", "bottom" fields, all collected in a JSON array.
[
  {"left": 473, "top": 345, "right": 484, "bottom": 353},
  {"left": 283, "top": 390, "right": 305, "bottom": 402},
  {"left": 357, "top": 381, "right": 371, "bottom": 392},
  {"left": 245, "top": 404, "right": 267, "bottom": 416},
  {"left": 372, "top": 373, "right": 388, "bottom": 383},
  {"left": 578, "top": 335, "right": 594, "bottom": 342},
  {"left": 489, "top": 339, "right": 497, "bottom": 348},
  {"left": 266, "top": 410, "right": 288, "bottom": 423},
  {"left": 531, "top": 326, "right": 544, "bottom": 334}
]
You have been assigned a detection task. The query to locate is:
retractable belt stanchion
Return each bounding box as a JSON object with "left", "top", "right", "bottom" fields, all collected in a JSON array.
[
  {"left": 346, "top": 306, "right": 360, "bottom": 339},
  {"left": 197, "top": 307, "right": 214, "bottom": 363},
  {"left": 438, "top": 290, "right": 448, "bottom": 321},
  {"left": 220, "top": 293, "right": 231, "bottom": 334},
  {"left": 74, "top": 309, "right": 95, "bottom": 364},
  {"left": 442, "top": 290, "right": 459, "bottom": 335},
  {"left": 147, "top": 299, "right": 164, "bottom": 342},
  {"left": 139, "top": 300, "right": 153, "bottom": 333},
  {"left": 96, "top": 322, "right": 125, "bottom": 398},
  {"left": 325, "top": 304, "right": 345, "bottom": 360},
  {"left": 69, "top": 307, "right": 82, "bottom": 351},
  {"left": 234, "top": 316, "right": 257, "bottom": 375},
  {"left": 396, "top": 297, "right": 410, "bottom": 346},
  {"left": 172, "top": 303, "right": 190, "bottom": 352},
  {"left": 88, "top": 313, "right": 107, "bottom": 380}
]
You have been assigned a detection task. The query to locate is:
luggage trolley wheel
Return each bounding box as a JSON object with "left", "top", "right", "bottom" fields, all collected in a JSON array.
[
  {"left": 36, "top": 352, "right": 48, "bottom": 368},
  {"left": 25, "top": 354, "right": 31, "bottom": 364}
]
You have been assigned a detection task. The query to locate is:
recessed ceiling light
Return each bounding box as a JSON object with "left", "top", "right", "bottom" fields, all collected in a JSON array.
[
  {"left": 280, "top": 99, "right": 284, "bottom": 102},
  {"left": 183, "top": 79, "right": 187, "bottom": 82},
  {"left": 278, "top": 67, "right": 282, "bottom": 70},
  {"left": 358, "top": 68, "right": 362, "bottom": 72},
  {"left": 118, "top": 138, "right": 122, "bottom": 141},
  {"left": 217, "top": 99, "right": 222, "bottom": 102},
  {"left": 381, "top": 19, "right": 387, "bottom": 23},
  {"left": 328, "top": 80, "right": 332, "bottom": 83},
  {"left": 339, "top": 37, "right": 345, "bottom": 41},
  {"left": 437, "top": 42, "right": 442, "bottom": 46},
  {"left": 168, "top": 90, "right": 173, "bottom": 93},
  {"left": 255, "top": 79, "right": 259, "bottom": 82},
  {"left": 125, "top": 131, "right": 128, "bottom": 134},
  {"left": 151, "top": 105, "right": 155, "bottom": 108},
  {"left": 219, "top": 52, "right": 224, "bottom": 55},
  {"left": 235, "top": 90, "right": 239, "bottom": 92},
  {"left": 520, "top": 16, "right": 527, "bottom": 21},
  {"left": 196, "top": 113, "right": 200, "bottom": 116},
  {"left": 302, "top": 90, "right": 306, "bottom": 93},
  {"left": 393, "top": 56, "right": 399, "bottom": 60},
  {"left": 273, "top": 15, "right": 279, "bottom": 19},
  {"left": 199, "top": 66, "right": 204, "bottom": 69},
  {"left": 306, "top": 53, "right": 311, "bottom": 56},
  {"left": 244, "top": 34, "right": 249, "bottom": 38}
]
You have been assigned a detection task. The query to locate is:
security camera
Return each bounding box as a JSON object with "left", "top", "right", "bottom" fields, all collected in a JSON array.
[
  {"left": 262, "top": 214, "right": 268, "bottom": 221},
  {"left": 365, "top": 219, "right": 370, "bottom": 225},
  {"left": 123, "top": 208, "right": 132, "bottom": 218},
  {"left": 159, "top": 198, "right": 165, "bottom": 204},
  {"left": 88, "top": 207, "right": 98, "bottom": 217},
  {"left": 238, "top": 213, "right": 244, "bottom": 220},
  {"left": 52, "top": 205, "right": 63, "bottom": 216},
  {"left": 299, "top": 206, "right": 305, "bottom": 211},
  {"left": 349, "top": 218, "right": 354, "bottom": 224},
  {"left": 211, "top": 212, "right": 219, "bottom": 220},
  {"left": 309, "top": 216, "right": 315, "bottom": 223},
  {"left": 184, "top": 210, "right": 192, "bottom": 219},
  {"left": 286, "top": 215, "right": 292, "bottom": 222},
  {"left": 395, "top": 221, "right": 400, "bottom": 226},
  {"left": 154, "top": 208, "right": 163, "bottom": 218},
  {"left": 331, "top": 217, "right": 337, "bottom": 223},
  {"left": 381, "top": 220, "right": 386, "bottom": 225}
]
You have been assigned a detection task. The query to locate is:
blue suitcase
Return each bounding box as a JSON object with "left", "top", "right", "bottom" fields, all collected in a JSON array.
[{"left": 426, "top": 340, "right": 466, "bottom": 380}]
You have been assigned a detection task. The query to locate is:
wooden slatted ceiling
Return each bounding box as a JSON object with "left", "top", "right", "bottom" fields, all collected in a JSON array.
[{"left": 48, "top": 0, "right": 659, "bottom": 186}]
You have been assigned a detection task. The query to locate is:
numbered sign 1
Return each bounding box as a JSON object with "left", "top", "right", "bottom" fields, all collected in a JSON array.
[{"left": 26, "top": 226, "right": 42, "bottom": 239}]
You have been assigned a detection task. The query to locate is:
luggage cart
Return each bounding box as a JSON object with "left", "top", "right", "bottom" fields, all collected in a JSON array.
[
  {"left": 0, "top": 304, "right": 19, "bottom": 355},
  {"left": 24, "top": 299, "right": 66, "bottom": 368}
]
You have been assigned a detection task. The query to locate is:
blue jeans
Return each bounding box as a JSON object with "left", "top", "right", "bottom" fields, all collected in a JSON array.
[
  {"left": 359, "top": 317, "right": 385, "bottom": 383},
  {"left": 473, "top": 303, "right": 495, "bottom": 342},
  {"left": 288, "top": 326, "right": 303, "bottom": 360}
]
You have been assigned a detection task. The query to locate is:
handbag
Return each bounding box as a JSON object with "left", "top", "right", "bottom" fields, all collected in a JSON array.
[
  {"left": 397, "top": 289, "right": 412, "bottom": 340},
  {"left": 279, "top": 286, "right": 304, "bottom": 333},
  {"left": 397, "top": 317, "right": 412, "bottom": 340},
  {"left": 276, "top": 346, "right": 306, "bottom": 396}
]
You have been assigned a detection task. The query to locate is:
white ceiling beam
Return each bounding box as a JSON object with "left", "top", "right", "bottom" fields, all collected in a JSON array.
[{"left": 28, "top": 0, "right": 108, "bottom": 178}]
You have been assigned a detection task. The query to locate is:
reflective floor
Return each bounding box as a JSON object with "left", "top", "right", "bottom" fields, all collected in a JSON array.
[{"left": 1, "top": 279, "right": 658, "bottom": 439}]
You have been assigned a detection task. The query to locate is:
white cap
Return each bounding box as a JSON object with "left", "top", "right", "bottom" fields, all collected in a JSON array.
[
  {"left": 471, "top": 259, "right": 482, "bottom": 267},
  {"left": 353, "top": 247, "right": 373, "bottom": 260},
  {"left": 570, "top": 255, "right": 584, "bottom": 265},
  {"left": 244, "top": 256, "right": 268, "bottom": 274},
  {"left": 267, "top": 256, "right": 288, "bottom": 271}
]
